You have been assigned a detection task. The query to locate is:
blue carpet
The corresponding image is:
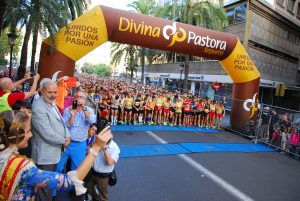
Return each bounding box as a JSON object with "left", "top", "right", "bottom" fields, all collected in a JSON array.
[
  {"left": 180, "top": 143, "right": 276, "bottom": 153},
  {"left": 120, "top": 144, "right": 191, "bottom": 158},
  {"left": 120, "top": 144, "right": 190, "bottom": 158},
  {"left": 111, "top": 125, "right": 218, "bottom": 133},
  {"left": 120, "top": 143, "right": 275, "bottom": 158}
]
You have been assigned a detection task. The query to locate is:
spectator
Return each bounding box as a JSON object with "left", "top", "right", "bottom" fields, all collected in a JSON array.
[
  {"left": 85, "top": 128, "right": 120, "bottom": 201},
  {"left": 0, "top": 73, "right": 40, "bottom": 112},
  {"left": 0, "top": 110, "right": 112, "bottom": 201},
  {"left": 56, "top": 91, "right": 96, "bottom": 173},
  {"left": 86, "top": 123, "right": 98, "bottom": 148},
  {"left": 280, "top": 113, "right": 292, "bottom": 133},
  {"left": 280, "top": 128, "right": 288, "bottom": 154},
  {"left": 12, "top": 100, "right": 33, "bottom": 158},
  {"left": 269, "top": 109, "right": 279, "bottom": 142},
  {"left": 258, "top": 106, "right": 271, "bottom": 140},
  {"left": 289, "top": 127, "right": 299, "bottom": 156},
  {"left": 31, "top": 78, "right": 71, "bottom": 201},
  {"left": 269, "top": 124, "right": 280, "bottom": 147}
]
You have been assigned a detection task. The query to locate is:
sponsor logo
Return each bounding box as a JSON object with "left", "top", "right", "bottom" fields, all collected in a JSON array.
[
  {"left": 118, "top": 17, "right": 227, "bottom": 55},
  {"left": 162, "top": 22, "right": 186, "bottom": 47},
  {"left": 243, "top": 93, "right": 259, "bottom": 119}
]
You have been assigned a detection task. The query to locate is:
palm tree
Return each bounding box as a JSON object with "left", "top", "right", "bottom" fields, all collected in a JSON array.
[
  {"left": 66, "top": 0, "right": 88, "bottom": 20},
  {"left": 157, "top": 0, "right": 227, "bottom": 92},
  {"left": 110, "top": 43, "right": 138, "bottom": 82},
  {"left": 1, "top": 0, "right": 87, "bottom": 79},
  {"left": 128, "top": 0, "right": 157, "bottom": 84}
]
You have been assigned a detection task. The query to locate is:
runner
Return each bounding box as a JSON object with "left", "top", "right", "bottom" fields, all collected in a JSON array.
[{"left": 124, "top": 92, "right": 134, "bottom": 125}]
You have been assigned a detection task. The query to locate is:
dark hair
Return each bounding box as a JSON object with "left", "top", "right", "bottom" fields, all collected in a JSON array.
[
  {"left": 0, "top": 111, "right": 28, "bottom": 150},
  {"left": 89, "top": 123, "right": 97, "bottom": 128},
  {"left": 12, "top": 101, "right": 32, "bottom": 111}
]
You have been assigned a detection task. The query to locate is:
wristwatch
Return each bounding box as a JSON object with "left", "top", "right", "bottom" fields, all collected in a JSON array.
[
  {"left": 101, "top": 147, "right": 107, "bottom": 151},
  {"left": 89, "top": 147, "right": 99, "bottom": 157},
  {"left": 83, "top": 107, "right": 87, "bottom": 111}
]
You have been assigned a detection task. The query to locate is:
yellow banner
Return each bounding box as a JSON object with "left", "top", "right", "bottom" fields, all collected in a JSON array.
[
  {"left": 44, "top": 6, "right": 108, "bottom": 61},
  {"left": 220, "top": 40, "right": 260, "bottom": 83}
]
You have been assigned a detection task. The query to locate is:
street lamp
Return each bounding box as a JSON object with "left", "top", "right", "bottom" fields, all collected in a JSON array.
[
  {"left": 179, "top": 63, "right": 184, "bottom": 90},
  {"left": 179, "top": 63, "right": 184, "bottom": 80},
  {"left": 7, "top": 32, "right": 18, "bottom": 79}
]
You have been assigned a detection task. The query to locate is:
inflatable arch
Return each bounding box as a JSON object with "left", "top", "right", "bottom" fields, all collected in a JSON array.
[{"left": 39, "top": 6, "right": 260, "bottom": 132}]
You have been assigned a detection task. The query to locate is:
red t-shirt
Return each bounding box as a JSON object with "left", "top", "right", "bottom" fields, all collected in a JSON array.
[
  {"left": 0, "top": 91, "right": 26, "bottom": 107},
  {"left": 183, "top": 100, "right": 191, "bottom": 112}
]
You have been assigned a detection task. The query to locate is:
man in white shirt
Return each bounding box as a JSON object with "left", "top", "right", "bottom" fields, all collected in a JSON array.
[{"left": 85, "top": 132, "right": 120, "bottom": 201}]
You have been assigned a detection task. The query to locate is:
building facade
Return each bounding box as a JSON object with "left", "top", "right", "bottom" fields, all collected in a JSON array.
[{"left": 138, "top": 0, "right": 300, "bottom": 110}]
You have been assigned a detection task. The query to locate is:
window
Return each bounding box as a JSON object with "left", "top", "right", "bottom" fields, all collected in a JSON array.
[
  {"left": 287, "top": 0, "right": 296, "bottom": 13},
  {"left": 226, "top": 4, "right": 247, "bottom": 25},
  {"left": 234, "top": 5, "right": 247, "bottom": 23},
  {"left": 227, "top": 8, "right": 235, "bottom": 25},
  {"left": 297, "top": 2, "right": 300, "bottom": 18},
  {"left": 276, "top": 0, "right": 285, "bottom": 7}
]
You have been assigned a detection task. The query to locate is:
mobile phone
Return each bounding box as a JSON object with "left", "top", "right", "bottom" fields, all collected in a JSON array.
[{"left": 72, "top": 100, "right": 78, "bottom": 110}]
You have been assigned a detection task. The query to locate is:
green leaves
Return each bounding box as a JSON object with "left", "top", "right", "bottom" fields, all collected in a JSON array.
[
  {"left": 81, "top": 62, "right": 112, "bottom": 77},
  {"left": 0, "top": 28, "right": 22, "bottom": 65}
]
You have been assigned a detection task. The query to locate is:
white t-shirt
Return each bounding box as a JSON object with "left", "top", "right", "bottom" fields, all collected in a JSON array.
[{"left": 93, "top": 140, "right": 120, "bottom": 173}]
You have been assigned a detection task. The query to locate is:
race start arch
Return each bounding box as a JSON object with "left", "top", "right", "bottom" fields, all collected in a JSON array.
[{"left": 39, "top": 5, "right": 260, "bottom": 132}]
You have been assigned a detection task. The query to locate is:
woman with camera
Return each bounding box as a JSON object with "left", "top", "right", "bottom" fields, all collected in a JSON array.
[{"left": 0, "top": 110, "right": 112, "bottom": 201}]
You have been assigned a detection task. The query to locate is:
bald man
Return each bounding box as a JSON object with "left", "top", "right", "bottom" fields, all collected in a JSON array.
[{"left": 0, "top": 74, "right": 40, "bottom": 112}]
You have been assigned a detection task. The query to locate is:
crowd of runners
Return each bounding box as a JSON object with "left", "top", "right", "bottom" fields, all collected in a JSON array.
[{"left": 77, "top": 74, "right": 226, "bottom": 129}]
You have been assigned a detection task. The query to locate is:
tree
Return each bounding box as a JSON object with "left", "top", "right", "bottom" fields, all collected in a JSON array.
[
  {"left": 157, "top": 0, "right": 227, "bottom": 92},
  {"left": 128, "top": 0, "right": 157, "bottom": 84},
  {"left": 66, "top": 0, "right": 88, "bottom": 20},
  {"left": 0, "top": 28, "right": 22, "bottom": 65},
  {"left": 95, "top": 64, "right": 112, "bottom": 77},
  {"left": 1, "top": 0, "right": 87, "bottom": 79},
  {"left": 110, "top": 43, "right": 139, "bottom": 82},
  {"left": 81, "top": 62, "right": 96, "bottom": 74}
]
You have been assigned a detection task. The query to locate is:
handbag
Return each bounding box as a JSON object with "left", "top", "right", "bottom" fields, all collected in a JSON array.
[{"left": 108, "top": 169, "right": 117, "bottom": 186}]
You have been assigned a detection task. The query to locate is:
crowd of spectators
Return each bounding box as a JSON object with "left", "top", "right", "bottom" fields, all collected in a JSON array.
[
  {"left": 259, "top": 107, "right": 300, "bottom": 156},
  {"left": 0, "top": 73, "right": 119, "bottom": 201}
]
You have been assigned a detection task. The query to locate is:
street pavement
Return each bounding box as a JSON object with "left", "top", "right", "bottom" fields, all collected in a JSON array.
[{"left": 57, "top": 127, "right": 300, "bottom": 201}]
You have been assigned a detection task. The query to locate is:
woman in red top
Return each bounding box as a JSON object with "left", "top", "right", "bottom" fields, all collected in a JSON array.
[{"left": 182, "top": 97, "right": 192, "bottom": 127}]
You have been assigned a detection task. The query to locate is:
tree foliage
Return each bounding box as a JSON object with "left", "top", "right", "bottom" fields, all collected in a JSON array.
[
  {"left": 110, "top": 43, "right": 139, "bottom": 82},
  {"left": 156, "top": 0, "right": 227, "bottom": 91},
  {"left": 0, "top": 29, "right": 22, "bottom": 65},
  {"left": 81, "top": 62, "right": 112, "bottom": 77},
  {"left": 1, "top": 0, "right": 87, "bottom": 79}
]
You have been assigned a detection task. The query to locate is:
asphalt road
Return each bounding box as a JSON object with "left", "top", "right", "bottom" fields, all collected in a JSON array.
[{"left": 57, "top": 129, "right": 300, "bottom": 201}]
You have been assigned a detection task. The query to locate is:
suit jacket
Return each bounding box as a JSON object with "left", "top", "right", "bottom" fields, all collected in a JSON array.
[{"left": 31, "top": 97, "right": 69, "bottom": 165}]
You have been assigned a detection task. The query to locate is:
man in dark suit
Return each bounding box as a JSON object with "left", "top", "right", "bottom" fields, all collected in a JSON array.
[{"left": 31, "top": 78, "right": 70, "bottom": 201}]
